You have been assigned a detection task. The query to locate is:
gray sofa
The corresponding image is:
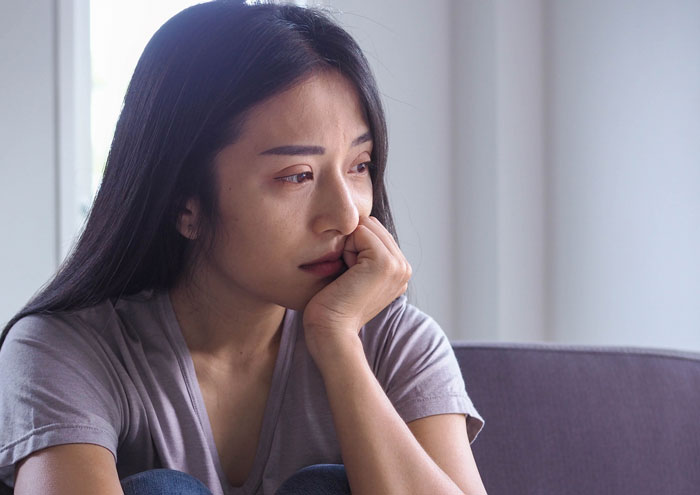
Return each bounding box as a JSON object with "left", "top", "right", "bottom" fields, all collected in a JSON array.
[{"left": 455, "top": 342, "right": 700, "bottom": 494}]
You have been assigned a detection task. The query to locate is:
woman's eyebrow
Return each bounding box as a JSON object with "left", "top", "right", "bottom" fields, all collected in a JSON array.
[
  {"left": 259, "top": 131, "right": 372, "bottom": 156},
  {"left": 351, "top": 131, "right": 372, "bottom": 147},
  {"left": 260, "top": 144, "right": 325, "bottom": 156}
]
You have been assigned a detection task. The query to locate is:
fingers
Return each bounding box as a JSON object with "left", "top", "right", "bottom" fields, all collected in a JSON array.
[
  {"left": 343, "top": 222, "right": 386, "bottom": 264},
  {"left": 361, "top": 216, "right": 401, "bottom": 258},
  {"left": 348, "top": 216, "right": 412, "bottom": 289},
  {"left": 367, "top": 217, "right": 412, "bottom": 284}
]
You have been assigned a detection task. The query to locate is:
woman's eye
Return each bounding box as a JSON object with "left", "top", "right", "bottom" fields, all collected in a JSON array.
[
  {"left": 352, "top": 161, "right": 373, "bottom": 174},
  {"left": 276, "top": 171, "right": 313, "bottom": 184}
]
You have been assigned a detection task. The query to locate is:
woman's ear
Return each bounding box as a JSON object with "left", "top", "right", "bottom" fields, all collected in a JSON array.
[{"left": 176, "top": 198, "right": 201, "bottom": 240}]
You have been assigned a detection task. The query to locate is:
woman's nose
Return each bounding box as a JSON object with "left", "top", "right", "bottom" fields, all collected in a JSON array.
[{"left": 311, "top": 172, "right": 361, "bottom": 236}]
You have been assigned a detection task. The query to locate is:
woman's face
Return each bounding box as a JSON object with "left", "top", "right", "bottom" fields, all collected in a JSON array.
[{"left": 190, "top": 70, "right": 374, "bottom": 311}]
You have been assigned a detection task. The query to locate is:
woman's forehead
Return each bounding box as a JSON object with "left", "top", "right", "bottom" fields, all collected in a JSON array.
[{"left": 239, "top": 71, "right": 370, "bottom": 149}]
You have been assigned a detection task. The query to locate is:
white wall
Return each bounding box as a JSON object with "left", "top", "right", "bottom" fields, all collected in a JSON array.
[
  {"left": 452, "top": 0, "right": 547, "bottom": 342},
  {"left": 546, "top": 0, "right": 700, "bottom": 350},
  {"left": 0, "top": 0, "right": 58, "bottom": 326}
]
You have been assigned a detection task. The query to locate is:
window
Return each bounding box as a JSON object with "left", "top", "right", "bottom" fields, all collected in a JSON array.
[{"left": 90, "top": 0, "right": 204, "bottom": 195}]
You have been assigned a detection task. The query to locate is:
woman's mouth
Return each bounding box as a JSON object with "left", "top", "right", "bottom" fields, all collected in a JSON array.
[{"left": 299, "top": 258, "right": 346, "bottom": 278}]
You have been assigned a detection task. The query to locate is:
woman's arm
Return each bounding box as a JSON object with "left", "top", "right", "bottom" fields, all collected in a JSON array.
[
  {"left": 14, "top": 444, "right": 123, "bottom": 495},
  {"left": 407, "top": 414, "right": 486, "bottom": 494},
  {"left": 304, "top": 216, "right": 486, "bottom": 494},
  {"left": 311, "top": 333, "right": 487, "bottom": 495}
]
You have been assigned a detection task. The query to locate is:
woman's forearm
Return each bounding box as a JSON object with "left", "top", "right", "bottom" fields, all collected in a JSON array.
[{"left": 311, "top": 332, "right": 465, "bottom": 495}]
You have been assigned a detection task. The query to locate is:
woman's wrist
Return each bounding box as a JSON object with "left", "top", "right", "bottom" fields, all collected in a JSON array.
[{"left": 304, "top": 325, "right": 366, "bottom": 373}]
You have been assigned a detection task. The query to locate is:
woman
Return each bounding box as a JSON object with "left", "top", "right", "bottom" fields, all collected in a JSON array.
[{"left": 0, "top": 2, "right": 485, "bottom": 494}]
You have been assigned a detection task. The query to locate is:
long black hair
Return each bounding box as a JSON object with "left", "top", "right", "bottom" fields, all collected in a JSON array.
[{"left": 1, "top": 1, "right": 395, "bottom": 346}]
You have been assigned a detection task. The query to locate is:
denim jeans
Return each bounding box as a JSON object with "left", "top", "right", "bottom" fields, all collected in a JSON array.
[{"left": 120, "top": 464, "right": 351, "bottom": 495}]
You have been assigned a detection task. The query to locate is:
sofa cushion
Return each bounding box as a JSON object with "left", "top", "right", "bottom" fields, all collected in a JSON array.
[{"left": 454, "top": 343, "right": 700, "bottom": 495}]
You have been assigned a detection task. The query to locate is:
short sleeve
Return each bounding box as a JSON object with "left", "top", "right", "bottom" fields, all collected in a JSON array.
[
  {"left": 362, "top": 297, "right": 484, "bottom": 443},
  {"left": 0, "top": 314, "right": 124, "bottom": 487}
]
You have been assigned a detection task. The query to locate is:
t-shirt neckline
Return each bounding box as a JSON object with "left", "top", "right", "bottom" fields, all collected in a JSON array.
[{"left": 156, "top": 291, "right": 298, "bottom": 495}]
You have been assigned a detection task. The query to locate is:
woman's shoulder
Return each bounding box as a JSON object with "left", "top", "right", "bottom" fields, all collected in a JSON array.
[
  {"left": 360, "top": 296, "right": 483, "bottom": 431},
  {"left": 0, "top": 293, "right": 163, "bottom": 430},
  {"left": 359, "top": 295, "right": 453, "bottom": 375},
  {"left": 1, "top": 308, "right": 116, "bottom": 385},
  {"left": 6, "top": 300, "right": 114, "bottom": 346},
  {"left": 2, "top": 290, "right": 162, "bottom": 355},
  {"left": 361, "top": 295, "right": 443, "bottom": 343},
  {"left": 0, "top": 303, "right": 132, "bottom": 486}
]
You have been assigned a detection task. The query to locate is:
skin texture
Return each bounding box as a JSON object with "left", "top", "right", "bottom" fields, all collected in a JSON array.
[{"left": 14, "top": 70, "right": 487, "bottom": 494}]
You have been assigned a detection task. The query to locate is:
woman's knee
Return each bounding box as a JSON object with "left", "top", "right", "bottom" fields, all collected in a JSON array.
[{"left": 120, "top": 469, "right": 212, "bottom": 495}]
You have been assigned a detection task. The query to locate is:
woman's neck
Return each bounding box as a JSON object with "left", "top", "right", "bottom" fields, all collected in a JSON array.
[{"left": 168, "top": 279, "right": 286, "bottom": 369}]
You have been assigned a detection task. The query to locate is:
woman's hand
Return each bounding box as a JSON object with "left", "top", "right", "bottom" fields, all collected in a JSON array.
[{"left": 303, "top": 216, "right": 411, "bottom": 363}]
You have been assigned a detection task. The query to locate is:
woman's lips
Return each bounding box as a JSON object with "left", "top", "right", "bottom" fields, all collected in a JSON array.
[{"left": 299, "top": 258, "right": 345, "bottom": 278}]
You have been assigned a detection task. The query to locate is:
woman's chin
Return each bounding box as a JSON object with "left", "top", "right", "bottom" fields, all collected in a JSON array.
[{"left": 280, "top": 278, "right": 336, "bottom": 312}]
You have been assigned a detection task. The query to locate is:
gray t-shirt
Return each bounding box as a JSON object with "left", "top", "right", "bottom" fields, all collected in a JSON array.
[{"left": 0, "top": 291, "right": 483, "bottom": 494}]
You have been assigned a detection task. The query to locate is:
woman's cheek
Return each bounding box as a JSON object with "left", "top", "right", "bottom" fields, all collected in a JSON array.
[{"left": 357, "top": 184, "right": 373, "bottom": 218}]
